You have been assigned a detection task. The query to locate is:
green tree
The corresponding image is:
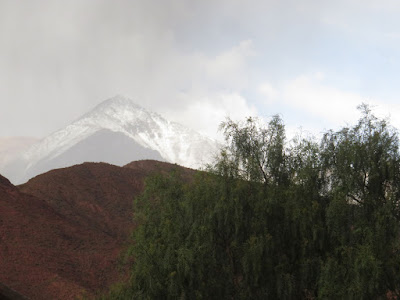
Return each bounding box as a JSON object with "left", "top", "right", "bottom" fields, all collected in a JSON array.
[
  {"left": 318, "top": 104, "right": 400, "bottom": 298},
  {"left": 102, "top": 106, "right": 400, "bottom": 299},
  {"left": 219, "top": 115, "right": 287, "bottom": 185}
]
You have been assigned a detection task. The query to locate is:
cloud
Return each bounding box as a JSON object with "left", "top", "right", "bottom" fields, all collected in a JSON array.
[
  {"left": 258, "top": 82, "right": 279, "bottom": 104},
  {"left": 169, "top": 39, "right": 255, "bottom": 98},
  {"left": 2, "top": 0, "right": 400, "bottom": 141},
  {"left": 204, "top": 40, "right": 255, "bottom": 90},
  {"left": 319, "top": 0, "right": 400, "bottom": 39},
  {"left": 157, "top": 39, "right": 257, "bottom": 140},
  {"left": 164, "top": 92, "right": 258, "bottom": 141},
  {"left": 0, "top": 0, "right": 258, "bottom": 137},
  {"left": 260, "top": 72, "right": 400, "bottom": 137},
  {"left": 282, "top": 73, "right": 364, "bottom": 125}
]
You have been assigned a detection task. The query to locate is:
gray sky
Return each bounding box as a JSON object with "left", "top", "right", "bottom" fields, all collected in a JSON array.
[{"left": 2, "top": 0, "right": 400, "bottom": 140}]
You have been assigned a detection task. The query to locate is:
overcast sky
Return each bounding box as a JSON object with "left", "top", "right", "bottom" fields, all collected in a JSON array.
[{"left": 2, "top": 0, "right": 400, "bottom": 140}]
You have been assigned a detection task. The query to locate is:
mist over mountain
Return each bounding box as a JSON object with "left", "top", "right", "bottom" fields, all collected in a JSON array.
[
  {"left": 1, "top": 96, "right": 219, "bottom": 184},
  {"left": 0, "top": 137, "right": 39, "bottom": 167}
]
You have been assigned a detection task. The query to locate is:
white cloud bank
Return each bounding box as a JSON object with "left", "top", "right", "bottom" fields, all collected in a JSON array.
[
  {"left": 166, "top": 92, "right": 258, "bottom": 141},
  {"left": 0, "top": 0, "right": 258, "bottom": 138},
  {"left": 159, "top": 39, "right": 257, "bottom": 141},
  {"left": 2, "top": 0, "right": 400, "bottom": 142},
  {"left": 259, "top": 72, "right": 400, "bottom": 138}
]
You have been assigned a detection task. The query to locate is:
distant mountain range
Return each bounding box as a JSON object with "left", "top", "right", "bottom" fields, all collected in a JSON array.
[{"left": 1, "top": 95, "right": 219, "bottom": 184}]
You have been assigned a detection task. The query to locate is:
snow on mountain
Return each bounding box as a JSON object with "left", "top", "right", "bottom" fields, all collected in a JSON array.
[{"left": 2, "top": 96, "right": 220, "bottom": 184}]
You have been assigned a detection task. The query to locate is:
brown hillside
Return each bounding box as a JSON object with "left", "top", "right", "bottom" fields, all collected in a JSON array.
[
  {"left": 0, "top": 173, "right": 120, "bottom": 299},
  {"left": 2, "top": 160, "right": 194, "bottom": 299},
  {"left": 20, "top": 160, "right": 195, "bottom": 240},
  {"left": 0, "top": 282, "right": 28, "bottom": 300},
  {"left": 20, "top": 162, "right": 145, "bottom": 240}
]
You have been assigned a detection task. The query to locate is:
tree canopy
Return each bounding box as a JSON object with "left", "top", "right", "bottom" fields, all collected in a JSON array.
[{"left": 102, "top": 105, "right": 400, "bottom": 299}]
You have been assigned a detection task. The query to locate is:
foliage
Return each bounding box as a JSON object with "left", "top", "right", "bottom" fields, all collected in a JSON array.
[{"left": 102, "top": 105, "right": 400, "bottom": 299}]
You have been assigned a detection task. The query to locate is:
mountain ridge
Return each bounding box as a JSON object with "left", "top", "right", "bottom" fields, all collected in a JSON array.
[{"left": 2, "top": 95, "right": 219, "bottom": 184}]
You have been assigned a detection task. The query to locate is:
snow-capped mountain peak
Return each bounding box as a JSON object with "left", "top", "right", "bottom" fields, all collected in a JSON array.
[{"left": 3, "top": 96, "right": 220, "bottom": 184}]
